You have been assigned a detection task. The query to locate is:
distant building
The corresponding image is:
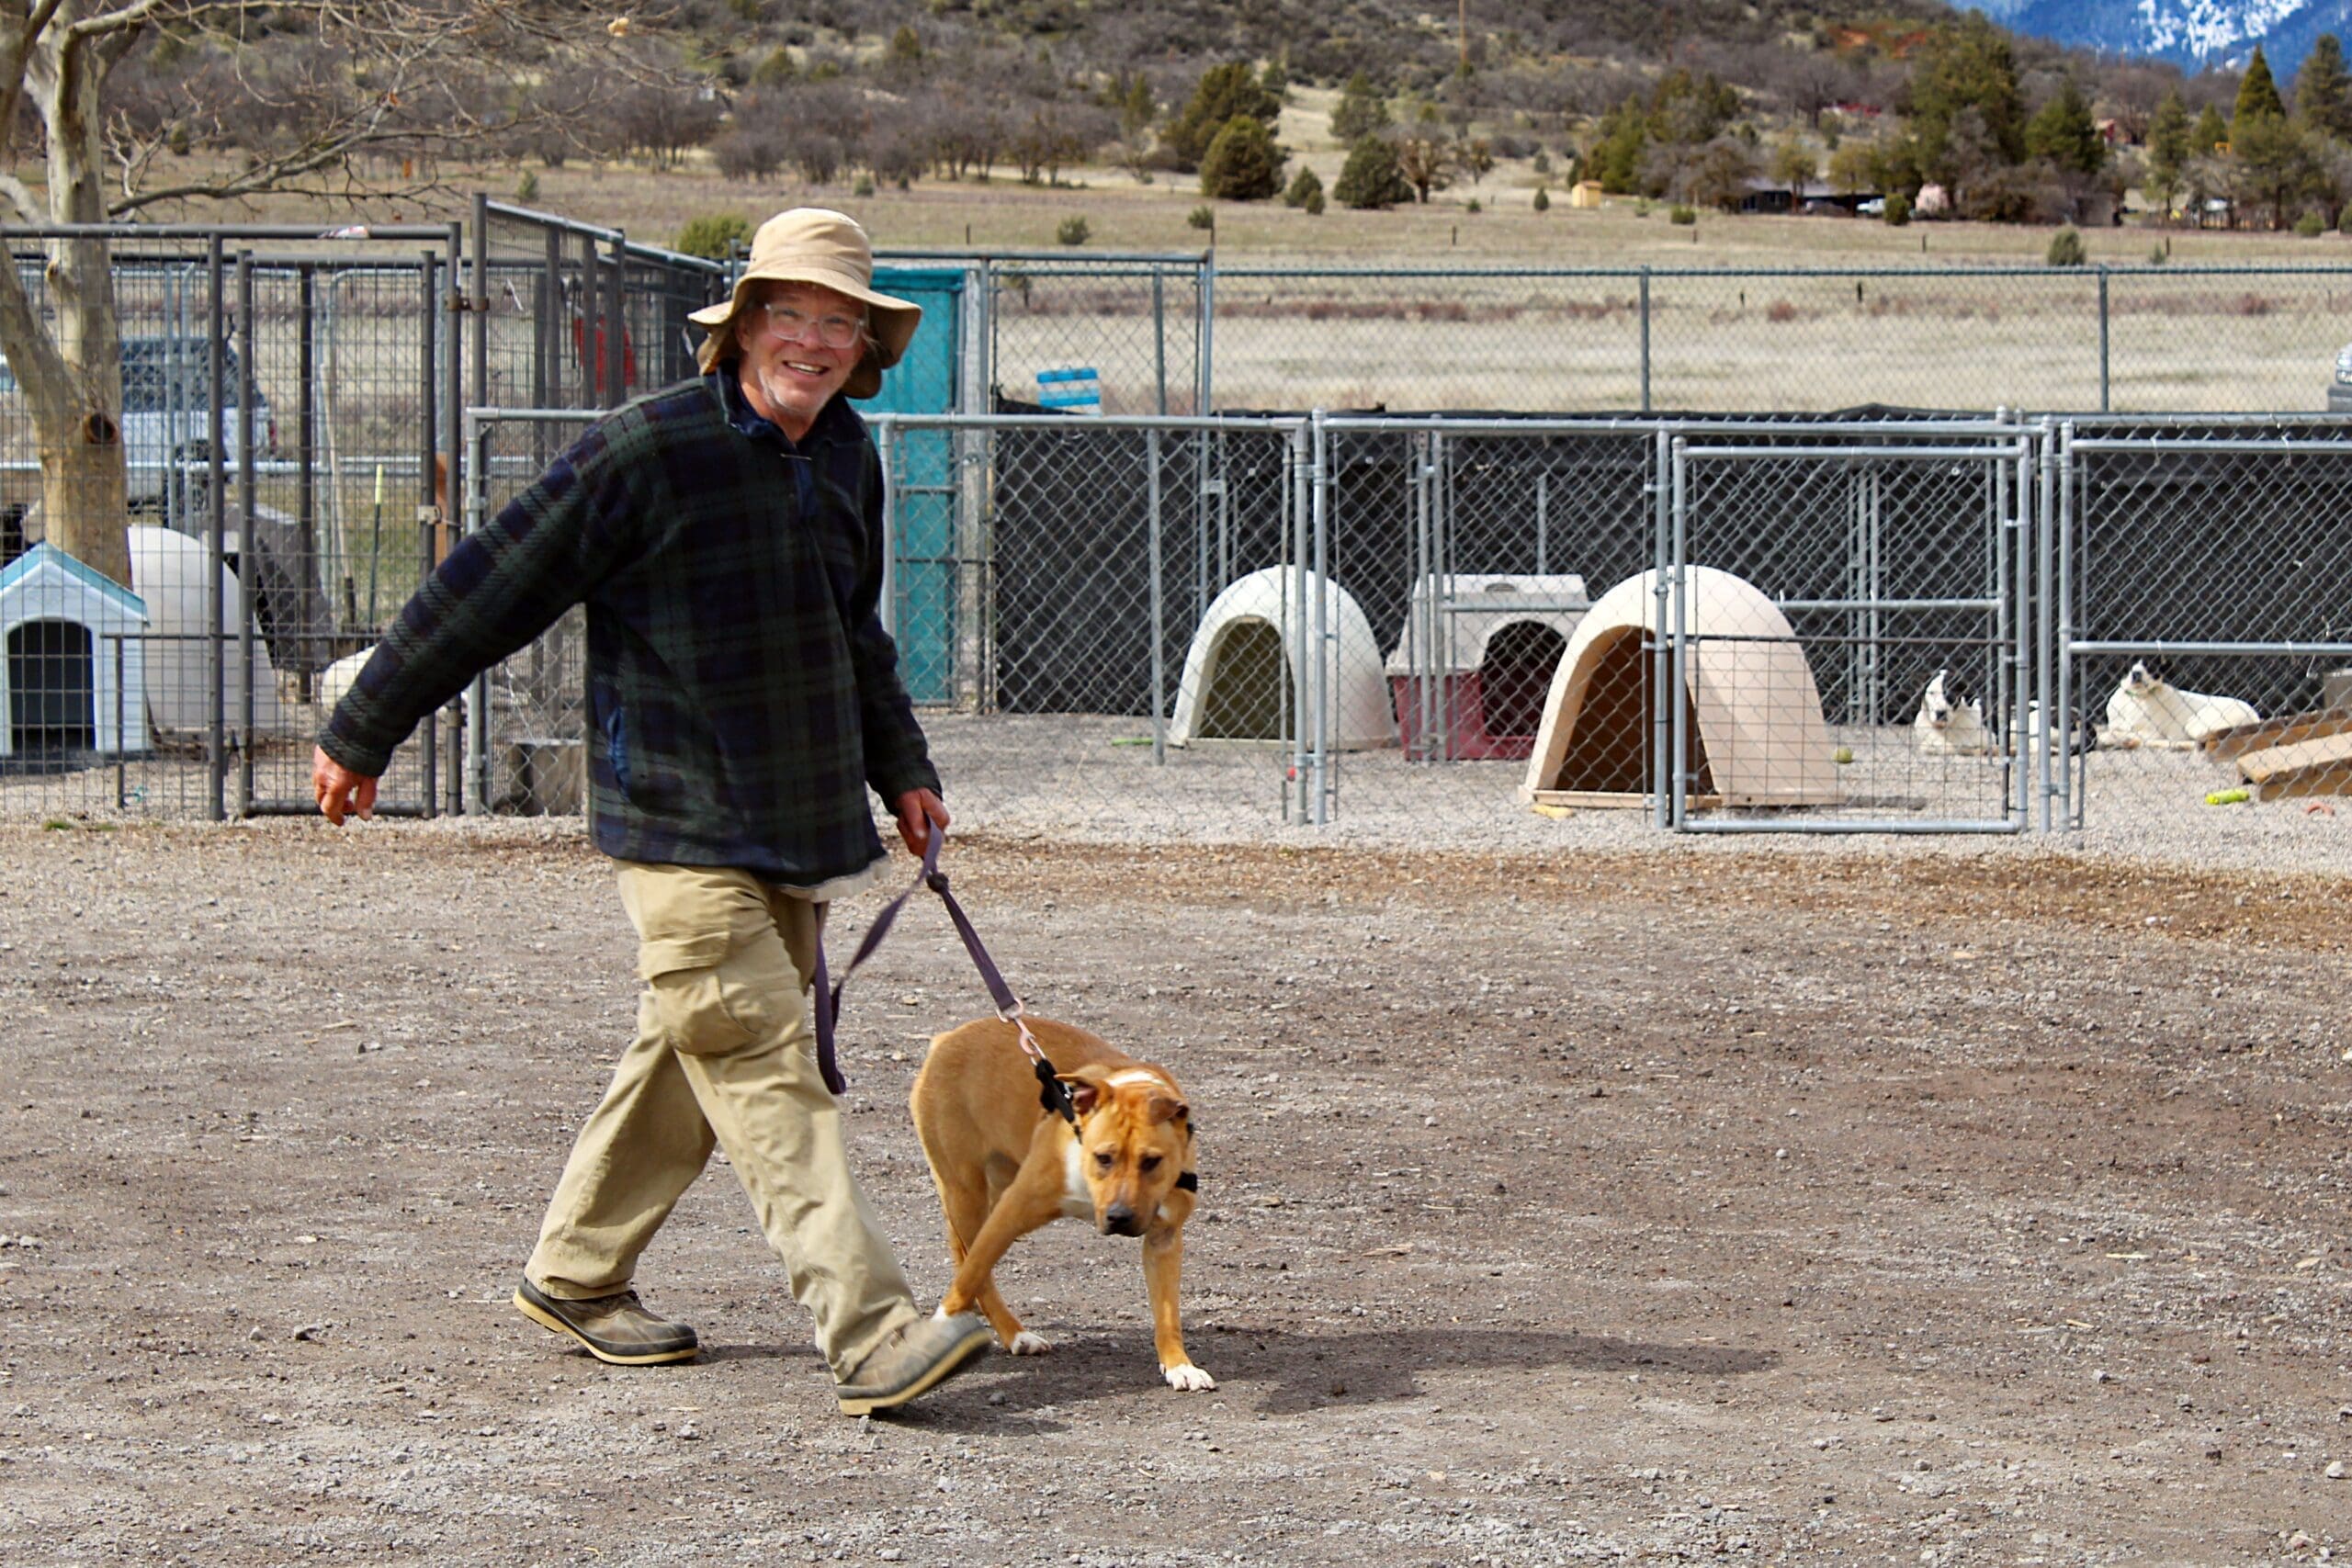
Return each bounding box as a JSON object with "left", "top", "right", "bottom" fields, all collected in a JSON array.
[
  {"left": 1567, "top": 180, "right": 1607, "bottom": 209},
  {"left": 1737, "top": 177, "right": 1873, "bottom": 216}
]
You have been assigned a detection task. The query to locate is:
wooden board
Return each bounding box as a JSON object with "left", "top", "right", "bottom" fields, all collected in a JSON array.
[
  {"left": 2201, "top": 707, "right": 2352, "bottom": 761},
  {"left": 1531, "top": 789, "right": 1723, "bottom": 811},
  {"left": 2236, "top": 732, "right": 2352, "bottom": 800}
]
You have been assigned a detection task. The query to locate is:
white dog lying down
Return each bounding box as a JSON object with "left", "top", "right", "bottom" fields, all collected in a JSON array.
[
  {"left": 2101, "top": 660, "right": 2260, "bottom": 750},
  {"left": 1914, "top": 669, "right": 1995, "bottom": 756}
]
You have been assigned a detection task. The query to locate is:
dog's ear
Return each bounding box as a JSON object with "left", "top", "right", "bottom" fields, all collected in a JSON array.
[
  {"left": 1057, "top": 1065, "right": 1113, "bottom": 1117},
  {"left": 1145, "top": 1092, "right": 1190, "bottom": 1127}
]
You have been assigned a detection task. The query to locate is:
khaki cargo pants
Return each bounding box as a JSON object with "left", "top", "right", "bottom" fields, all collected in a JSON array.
[{"left": 525, "top": 862, "right": 920, "bottom": 1379}]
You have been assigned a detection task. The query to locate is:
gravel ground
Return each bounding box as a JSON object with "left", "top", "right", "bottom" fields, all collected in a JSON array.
[{"left": 2, "top": 811, "right": 2348, "bottom": 1566}]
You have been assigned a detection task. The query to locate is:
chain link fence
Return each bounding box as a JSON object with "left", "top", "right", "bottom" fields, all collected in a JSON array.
[
  {"left": 2056, "top": 418, "right": 2352, "bottom": 829},
  {"left": 7, "top": 212, "right": 2352, "bottom": 848},
  {"left": 0, "top": 224, "right": 458, "bottom": 822}
]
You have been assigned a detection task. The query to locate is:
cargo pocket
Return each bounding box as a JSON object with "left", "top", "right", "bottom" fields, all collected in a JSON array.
[{"left": 639, "top": 928, "right": 799, "bottom": 1057}]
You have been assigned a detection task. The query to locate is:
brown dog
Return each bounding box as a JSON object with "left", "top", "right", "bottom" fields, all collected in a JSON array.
[{"left": 910, "top": 1016, "right": 1213, "bottom": 1392}]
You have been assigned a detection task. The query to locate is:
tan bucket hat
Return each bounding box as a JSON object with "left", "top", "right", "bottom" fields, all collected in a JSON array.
[{"left": 687, "top": 208, "right": 921, "bottom": 399}]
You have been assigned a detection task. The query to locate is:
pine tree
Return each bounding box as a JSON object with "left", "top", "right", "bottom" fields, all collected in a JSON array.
[
  {"left": 1332, "top": 136, "right": 1412, "bottom": 209},
  {"left": 1589, "top": 96, "right": 1649, "bottom": 194},
  {"left": 2235, "top": 47, "right": 2286, "bottom": 125},
  {"left": 2147, "top": 88, "right": 2191, "bottom": 221},
  {"left": 2192, "top": 103, "right": 2228, "bottom": 154},
  {"left": 2297, "top": 34, "right": 2352, "bottom": 139},
  {"left": 1908, "top": 15, "right": 2027, "bottom": 168},
  {"left": 1329, "top": 73, "right": 1391, "bottom": 144},
  {"left": 1163, "top": 62, "right": 1283, "bottom": 171},
  {"left": 2025, "top": 77, "right": 2105, "bottom": 176},
  {"left": 1199, "top": 115, "right": 1285, "bottom": 200}
]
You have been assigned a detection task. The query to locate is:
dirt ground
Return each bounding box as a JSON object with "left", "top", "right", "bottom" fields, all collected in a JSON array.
[{"left": 2, "top": 819, "right": 2349, "bottom": 1566}]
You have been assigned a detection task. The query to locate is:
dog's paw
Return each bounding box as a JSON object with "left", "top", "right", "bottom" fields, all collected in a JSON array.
[
  {"left": 1008, "top": 1331, "right": 1052, "bottom": 1357},
  {"left": 1162, "top": 1362, "right": 1216, "bottom": 1392}
]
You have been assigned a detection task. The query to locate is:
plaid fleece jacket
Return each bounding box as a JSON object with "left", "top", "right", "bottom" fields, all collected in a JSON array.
[{"left": 320, "top": 372, "right": 939, "bottom": 887}]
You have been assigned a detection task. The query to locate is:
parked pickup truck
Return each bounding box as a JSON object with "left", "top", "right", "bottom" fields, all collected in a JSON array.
[{"left": 0, "top": 333, "right": 277, "bottom": 504}]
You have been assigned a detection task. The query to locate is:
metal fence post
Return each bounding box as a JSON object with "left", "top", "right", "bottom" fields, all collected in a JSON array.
[
  {"left": 418, "top": 250, "right": 439, "bottom": 818},
  {"left": 1198, "top": 253, "right": 1216, "bottom": 414},
  {"left": 1668, "top": 435, "right": 1690, "bottom": 830},
  {"left": 1148, "top": 426, "right": 1166, "bottom": 765},
  {"left": 2052, "top": 421, "right": 2075, "bottom": 829},
  {"left": 1651, "top": 426, "right": 1671, "bottom": 831},
  {"left": 235, "top": 249, "right": 256, "bottom": 818},
  {"left": 297, "top": 264, "right": 316, "bottom": 706},
  {"left": 1310, "top": 407, "right": 1330, "bottom": 824},
  {"left": 1639, "top": 266, "right": 1653, "bottom": 414},
  {"left": 1298, "top": 415, "right": 1317, "bottom": 831},
  {"left": 1152, "top": 265, "right": 1168, "bottom": 416},
  {"left": 2097, "top": 266, "right": 2111, "bottom": 414},
  {"left": 205, "top": 233, "right": 226, "bottom": 822}
]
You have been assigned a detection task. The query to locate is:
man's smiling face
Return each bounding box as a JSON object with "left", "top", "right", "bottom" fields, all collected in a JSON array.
[{"left": 733, "top": 281, "right": 866, "bottom": 442}]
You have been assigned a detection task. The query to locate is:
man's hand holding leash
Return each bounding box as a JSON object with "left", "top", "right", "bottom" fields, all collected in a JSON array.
[{"left": 892, "top": 787, "right": 948, "bottom": 857}]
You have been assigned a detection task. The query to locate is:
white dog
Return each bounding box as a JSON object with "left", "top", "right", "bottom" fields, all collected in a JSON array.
[
  {"left": 1914, "top": 669, "right": 1994, "bottom": 757},
  {"left": 317, "top": 646, "right": 375, "bottom": 714},
  {"left": 2100, "top": 660, "right": 2259, "bottom": 750}
]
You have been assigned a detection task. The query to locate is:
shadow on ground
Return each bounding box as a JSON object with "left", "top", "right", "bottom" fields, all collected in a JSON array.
[{"left": 886, "top": 1325, "right": 1780, "bottom": 1429}]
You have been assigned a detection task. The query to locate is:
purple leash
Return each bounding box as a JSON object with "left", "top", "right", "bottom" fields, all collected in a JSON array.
[{"left": 810, "top": 821, "right": 1075, "bottom": 1123}]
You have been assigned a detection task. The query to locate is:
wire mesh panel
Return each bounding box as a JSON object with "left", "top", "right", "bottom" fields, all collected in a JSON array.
[
  {"left": 986, "top": 260, "right": 1204, "bottom": 415},
  {"left": 0, "top": 231, "right": 452, "bottom": 823},
  {"left": 2059, "top": 422, "right": 2352, "bottom": 830},
  {"left": 1295, "top": 419, "right": 1657, "bottom": 828},
  {"left": 1649, "top": 271, "right": 2102, "bottom": 413},
  {"left": 1196, "top": 265, "right": 2352, "bottom": 418},
  {"left": 1664, "top": 424, "right": 2031, "bottom": 833},
  {"left": 1214, "top": 268, "right": 1643, "bottom": 412},
  {"left": 876, "top": 413, "right": 1306, "bottom": 835}
]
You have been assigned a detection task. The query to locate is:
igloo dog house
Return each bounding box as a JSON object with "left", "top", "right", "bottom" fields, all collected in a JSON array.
[
  {"left": 1521, "top": 567, "right": 1839, "bottom": 807},
  {"left": 0, "top": 543, "right": 152, "bottom": 761},
  {"left": 128, "top": 525, "right": 285, "bottom": 736},
  {"left": 1170, "top": 567, "right": 1395, "bottom": 749},
  {"left": 1385, "top": 574, "right": 1589, "bottom": 761}
]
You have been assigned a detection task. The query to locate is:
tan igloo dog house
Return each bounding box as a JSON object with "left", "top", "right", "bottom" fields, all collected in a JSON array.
[
  {"left": 0, "top": 542, "right": 152, "bottom": 761},
  {"left": 1386, "top": 574, "right": 1589, "bottom": 761},
  {"left": 1170, "top": 566, "right": 1395, "bottom": 749},
  {"left": 129, "top": 525, "right": 285, "bottom": 736},
  {"left": 1521, "top": 566, "right": 1839, "bottom": 808}
]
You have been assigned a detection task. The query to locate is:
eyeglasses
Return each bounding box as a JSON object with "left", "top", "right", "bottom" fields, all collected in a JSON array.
[{"left": 755, "top": 297, "right": 865, "bottom": 350}]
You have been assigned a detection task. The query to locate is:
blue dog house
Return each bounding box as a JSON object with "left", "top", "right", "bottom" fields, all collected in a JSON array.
[{"left": 0, "top": 542, "right": 150, "bottom": 760}]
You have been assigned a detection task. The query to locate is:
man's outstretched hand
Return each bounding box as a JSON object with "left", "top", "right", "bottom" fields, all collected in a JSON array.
[
  {"left": 891, "top": 787, "right": 949, "bottom": 857},
  {"left": 313, "top": 746, "right": 378, "bottom": 826}
]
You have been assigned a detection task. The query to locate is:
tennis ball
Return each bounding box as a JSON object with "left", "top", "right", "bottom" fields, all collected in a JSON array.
[{"left": 1832, "top": 746, "right": 1855, "bottom": 765}]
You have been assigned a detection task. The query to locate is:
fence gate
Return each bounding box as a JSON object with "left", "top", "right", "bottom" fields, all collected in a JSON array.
[
  {"left": 2057, "top": 420, "right": 2352, "bottom": 829},
  {"left": 1662, "top": 421, "right": 2038, "bottom": 833}
]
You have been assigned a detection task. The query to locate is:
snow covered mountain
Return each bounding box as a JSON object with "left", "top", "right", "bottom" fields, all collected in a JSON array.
[{"left": 1960, "top": 0, "right": 2352, "bottom": 76}]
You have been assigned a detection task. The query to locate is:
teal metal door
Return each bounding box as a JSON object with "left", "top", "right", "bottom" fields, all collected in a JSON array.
[{"left": 869, "top": 267, "right": 962, "bottom": 704}]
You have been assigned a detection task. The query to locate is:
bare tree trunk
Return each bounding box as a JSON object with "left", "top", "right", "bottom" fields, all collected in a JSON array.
[{"left": 42, "top": 429, "right": 131, "bottom": 586}]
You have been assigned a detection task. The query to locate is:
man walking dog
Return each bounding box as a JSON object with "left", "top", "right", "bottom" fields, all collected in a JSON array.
[{"left": 311, "top": 209, "right": 992, "bottom": 1416}]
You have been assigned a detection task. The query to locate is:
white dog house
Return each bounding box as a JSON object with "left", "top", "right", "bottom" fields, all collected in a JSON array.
[
  {"left": 1521, "top": 567, "right": 1839, "bottom": 807},
  {"left": 128, "top": 525, "right": 285, "bottom": 736},
  {"left": 1385, "top": 574, "right": 1589, "bottom": 761},
  {"left": 1170, "top": 567, "right": 1395, "bottom": 749},
  {"left": 0, "top": 543, "right": 151, "bottom": 760}
]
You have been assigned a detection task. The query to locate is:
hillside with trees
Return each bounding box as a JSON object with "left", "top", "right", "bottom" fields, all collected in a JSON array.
[{"left": 54, "top": 0, "right": 2352, "bottom": 239}]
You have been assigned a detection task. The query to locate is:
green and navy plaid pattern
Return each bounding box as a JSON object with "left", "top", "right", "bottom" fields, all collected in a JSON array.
[{"left": 321, "top": 374, "right": 939, "bottom": 887}]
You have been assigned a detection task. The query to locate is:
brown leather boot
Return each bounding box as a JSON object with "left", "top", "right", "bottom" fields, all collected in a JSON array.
[
  {"left": 833, "top": 1312, "right": 992, "bottom": 1415},
  {"left": 514, "top": 1277, "right": 699, "bottom": 1365}
]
